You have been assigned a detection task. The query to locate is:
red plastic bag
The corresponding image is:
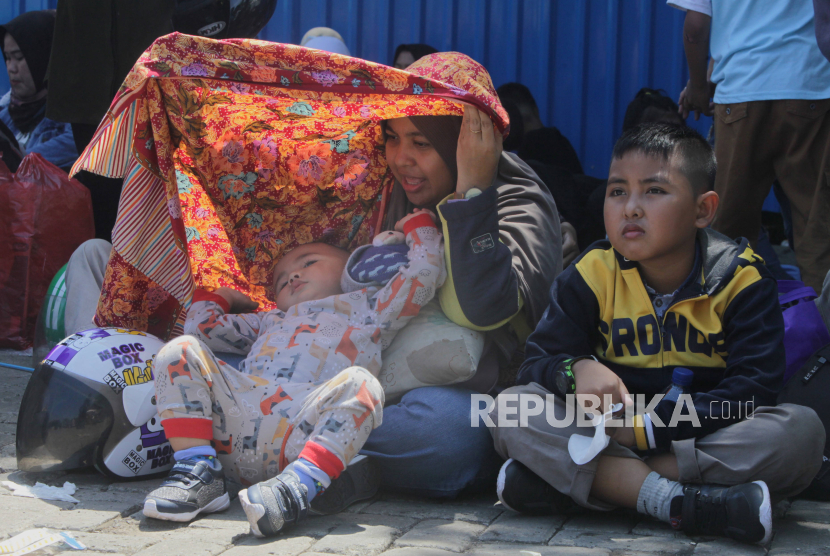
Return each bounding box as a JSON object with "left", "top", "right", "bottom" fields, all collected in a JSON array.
[{"left": 0, "top": 153, "right": 94, "bottom": 349}]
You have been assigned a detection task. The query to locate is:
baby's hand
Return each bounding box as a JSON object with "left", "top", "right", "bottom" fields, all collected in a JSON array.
[
  {"left": 214, "top": 287, "right": 259, "bottom": 314},
  {"left": 394, "top": 208, "right": 437, "bottom": 232}
]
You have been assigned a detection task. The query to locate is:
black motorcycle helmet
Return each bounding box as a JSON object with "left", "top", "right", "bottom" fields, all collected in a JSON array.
[{"left": 173, "top": 0, "right": 278, "bottom": 39}]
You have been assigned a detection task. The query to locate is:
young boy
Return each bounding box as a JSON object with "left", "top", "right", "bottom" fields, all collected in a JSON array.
[
  {"left": 489, "top": 124, "right": 824, "bottom": 545},
  {"left": 142, "top": 210, "right": 444, "bottom": 537}
]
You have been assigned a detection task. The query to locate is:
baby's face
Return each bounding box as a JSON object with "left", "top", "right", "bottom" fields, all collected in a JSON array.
[{"left": 273, "top": 243, "right": 349, "bottom": 311}]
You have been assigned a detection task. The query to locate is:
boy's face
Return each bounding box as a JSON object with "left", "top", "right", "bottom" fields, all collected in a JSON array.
[
  {"left": 273, "top": 244, "right": 348, "bottom": 311},
  {"left": 604, "top": 151, "right": 702, "bottom": 266}
]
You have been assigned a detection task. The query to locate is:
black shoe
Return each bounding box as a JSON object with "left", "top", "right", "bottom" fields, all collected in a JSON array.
[
  {"left": 239, "top": 470, "right": 309, "bottom": 538},
  {"left": 310, "top": 454, "right": 380, "bottom": 515},
  {"left": 670, "top": 481, "right": 773, "bottom": 545},
  {"left": 496, "top": 458, "right": 573, "bottom": 515},
  {"left": 143, "top": 458, "right": 229, "bottom": 522}
]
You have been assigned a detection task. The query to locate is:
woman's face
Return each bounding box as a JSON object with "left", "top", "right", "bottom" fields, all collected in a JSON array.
[
  {"left": 384, "top": 117, "right": 455, "bottom": 208},
  {"left": 3, "top": 34, "right": 36, "bottom": 100},
  {"left": 394, "top": 50, "right": 416, "bottom": 69}
]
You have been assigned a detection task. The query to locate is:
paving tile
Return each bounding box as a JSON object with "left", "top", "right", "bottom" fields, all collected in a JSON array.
[
  {"left": 630, "top": 517, "right": 685, "bottom": 538},
  {"left": 467, "top": 544, "right": 610, "bottom": 556},
  {"left": 372, "top": 549, "right": 457, "bottom": 556},
  {"left": 562, "top": 510, "right": 638, "bottom": 534},
  {"left": 34, "top": 508, "right": 124, "bottom": 532},
  {"left": 132, "top": 537, "right": 231, "bottom": 556},
  {"left": 361, "top": 498, "right": 502, "bottom": 525},
  {"left": 692, "top": 537, "right": 767, "bottom": 556},
  {"left": 549, "top": 528, "right": 694, "bottom": 554},
  {"left": 768, "top": 520, "right": 830, "bottom": 556},
  {"left": 73, "top": 531, "right": 159, "bottom": 554},
  {"left": 479, "top": 513, "right": 564, "bottom": 544},
  {"left": 786, "top": 500, "right": 830, "bottom": 524},
  {"left": 393, "top": 519, "right": 485, "bottom": 552},
  {"left": 217, "top": 535, "right": 315, "bottom": 556},
  {"left": 190, "top": 502, "right": 251, "bottom": 535},
  {"left": 308, "top": 514, "right": 415, "bottom": 555}
]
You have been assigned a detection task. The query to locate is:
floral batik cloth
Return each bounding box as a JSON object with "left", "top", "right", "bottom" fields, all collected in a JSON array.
[{"left": 71, "top": 33, "right": 507, "bottom": 339}]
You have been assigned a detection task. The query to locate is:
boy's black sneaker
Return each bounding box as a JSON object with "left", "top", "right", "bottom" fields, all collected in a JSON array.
[
  {"left": 670, "top": 481, "right": 773, "bottom": 545},
  {"left": 310, "top": 454, "right": 380, "bottom": 515},
  {"left": 143, "top": 458, "right": 229, "bottom": 522},
  {"left": 496, "top": 458, "right": 573, "bottom": 515},
  {"left": 239, "top": 470, "right": 309, "bottom": 538}
]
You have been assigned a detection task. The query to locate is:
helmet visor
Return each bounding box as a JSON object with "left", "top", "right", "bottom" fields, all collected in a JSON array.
[{"left": 17, "top": 363, "right": 114, "bottom": 472}]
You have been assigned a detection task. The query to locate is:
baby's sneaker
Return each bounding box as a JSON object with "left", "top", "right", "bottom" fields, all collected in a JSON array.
[
  {"left": 239, "top": 469, "right": 309, "bottom": 538},
  {"left": 143, "top": 457, "right": 229, "bottom": 522}
]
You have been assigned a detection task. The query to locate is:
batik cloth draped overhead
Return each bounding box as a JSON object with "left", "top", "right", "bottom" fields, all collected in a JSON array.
[{"left": 71, "top": 33, "right": 507, "bottom": 340}]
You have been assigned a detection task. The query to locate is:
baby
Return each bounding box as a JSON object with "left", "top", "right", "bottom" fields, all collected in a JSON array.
[{"left": 142, "top": 210, "right": 444, "bottom": 537}]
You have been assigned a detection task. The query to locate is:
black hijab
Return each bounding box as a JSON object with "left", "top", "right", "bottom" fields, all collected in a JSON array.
[{"left": 1, "top": 10, "right": 56, "bottom": 133}]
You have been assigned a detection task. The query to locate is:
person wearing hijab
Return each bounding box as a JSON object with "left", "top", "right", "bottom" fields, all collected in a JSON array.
[
  {"left": 319, "top": 52, "right": 562, "bottom": 506},
  {"left": 0, "top": 10, "right": 77, "bottom": 170},
  {"left": 300, "top": 26, "right": 351, "bottom": 56},
  {"left": 392, "top": 43, "right": 438, "bottom": 69}
]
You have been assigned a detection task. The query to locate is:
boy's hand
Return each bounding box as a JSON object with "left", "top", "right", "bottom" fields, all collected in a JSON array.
[
  {"left": 214, "top": 287, "right": 259, "bottom": 314},
  {"left": 572, "top": 359, "right": 633, "bottom": 415},
  {"left": 395, "top": 208, "right": 437, "bottom": 232}
]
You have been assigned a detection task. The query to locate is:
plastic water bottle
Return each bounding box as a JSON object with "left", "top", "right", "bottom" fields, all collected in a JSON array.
[{"left": 662, "top": 368, "right": 694, "bottom": 402}]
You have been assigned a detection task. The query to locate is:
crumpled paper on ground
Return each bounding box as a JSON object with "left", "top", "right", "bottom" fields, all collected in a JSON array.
[{"left": 1, "top": 481, "right": 79, "bottom": 503}]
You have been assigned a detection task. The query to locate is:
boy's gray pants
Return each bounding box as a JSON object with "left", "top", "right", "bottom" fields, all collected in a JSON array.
[{"left": 489, "top": 383, "right": 825, "bottom": 510}]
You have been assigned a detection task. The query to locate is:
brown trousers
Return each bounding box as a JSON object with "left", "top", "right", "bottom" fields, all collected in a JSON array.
[
  {"left": 489, "top": 383, "right": 825, "bottom": 510},
  {"left": 712, "top": 99, "right": 830, "bottom": 291}
]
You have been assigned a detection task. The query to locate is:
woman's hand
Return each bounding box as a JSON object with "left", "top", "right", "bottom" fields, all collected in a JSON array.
[
  {"left": 456, "top": 105, "right": 503, "bottom": 196},
  {"left": 395, "top": 208, "right": 437, "bottom": 232},
  {"left": 214, "top": 287, "right": 259, "bottom": 314}
]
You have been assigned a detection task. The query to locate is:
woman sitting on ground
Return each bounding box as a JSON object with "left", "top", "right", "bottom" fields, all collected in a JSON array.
[{"left": 325, "top": 52, "right": 562, "bottom": 505}]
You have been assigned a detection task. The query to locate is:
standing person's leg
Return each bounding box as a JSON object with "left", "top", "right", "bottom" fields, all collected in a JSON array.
[
  {"left": 71, "top": 123, "right": 124, "bottom": 241},
  {"left": 711, "top": 101, "right": 778, "bottom": 247},
  {"left": 64, "top": 239, "right": 112, "bottom": 335},
  {"left": 773, "top": 99, "right": 830, "bottom": 292},
  {"left": 358, "top": 385, "right": 504, "bottom": 498}
]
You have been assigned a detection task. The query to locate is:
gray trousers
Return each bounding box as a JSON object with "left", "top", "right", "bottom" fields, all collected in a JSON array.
[
  {"left": 490, "top": 382, "right": 825, "bottom": 510},
  {"left": 64, "top": 239, "right": 112, "bottom": 336}
]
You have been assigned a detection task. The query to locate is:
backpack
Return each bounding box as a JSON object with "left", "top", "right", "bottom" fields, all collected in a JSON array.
[
  {"left": 778, "top": 281, "right": 830, "bottom": 384},
  {"left": 777, "top": 343, "right": 830, "bottom": 500}
]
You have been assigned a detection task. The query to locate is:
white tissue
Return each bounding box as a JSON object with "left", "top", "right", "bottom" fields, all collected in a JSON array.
[
  {"left": 567, "top": 403, "right": 624, "bottom": 465},
  {"left": 2, "top": 481, "right": 79, "bottom": 503}
]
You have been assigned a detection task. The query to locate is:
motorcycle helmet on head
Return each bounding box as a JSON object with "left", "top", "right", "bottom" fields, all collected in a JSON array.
[
  {"left": 17, "top": 328, "right": 175, "bottom": 479},
  {"left": 173, "top": 0, "right": 278, "bottom": 39}
]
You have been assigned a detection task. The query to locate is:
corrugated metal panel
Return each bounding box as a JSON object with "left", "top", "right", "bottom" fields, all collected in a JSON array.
[
  {"left": 259, "top": 0, "right": 712, "bottom": 176},
  {"left": 2, "top": 0, "right": 712, "bottom": 176}
]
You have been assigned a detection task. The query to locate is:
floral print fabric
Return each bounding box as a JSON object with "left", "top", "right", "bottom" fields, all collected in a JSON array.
[{"left": 72, "top": 33, "right": 507, "bottom": 339}]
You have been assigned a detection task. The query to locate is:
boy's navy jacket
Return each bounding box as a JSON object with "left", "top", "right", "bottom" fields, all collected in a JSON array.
[{"left": 519, "top": 228, "right": 785, "bottom": 451}]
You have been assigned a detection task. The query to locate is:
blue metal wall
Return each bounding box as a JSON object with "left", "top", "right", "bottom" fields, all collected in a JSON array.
[{"left": 2, "top": 0, "right": 712, "bottom": 177}]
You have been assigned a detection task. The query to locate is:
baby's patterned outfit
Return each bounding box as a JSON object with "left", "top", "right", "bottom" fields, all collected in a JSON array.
[{"left": 153, "top": 214, "right": 444, "bottom": 485}]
